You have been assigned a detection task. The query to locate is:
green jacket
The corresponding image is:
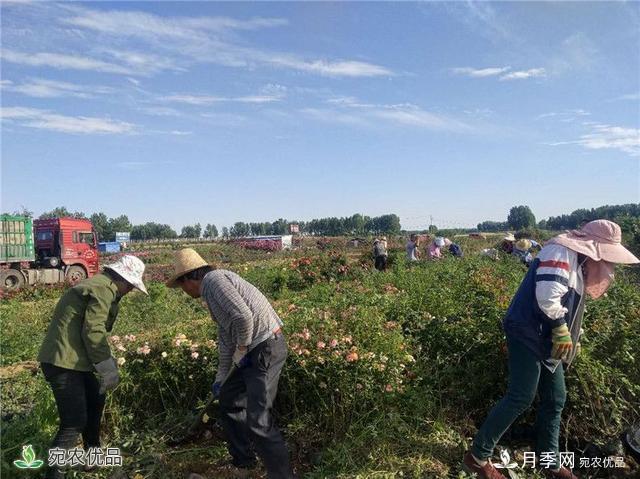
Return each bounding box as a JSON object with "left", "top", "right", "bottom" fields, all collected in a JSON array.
[{"left": 38, "top": 273, "right": 120, "bottom": 371}]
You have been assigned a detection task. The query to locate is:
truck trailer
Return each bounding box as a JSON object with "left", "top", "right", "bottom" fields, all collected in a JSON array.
[{"left": 0, "top": 215, "right": 100, "bottom": 291}]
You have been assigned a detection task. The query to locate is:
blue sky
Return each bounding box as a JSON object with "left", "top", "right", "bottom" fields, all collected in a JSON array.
[{"left": 1, "top": 1, "right": 638, "bottom": 231}]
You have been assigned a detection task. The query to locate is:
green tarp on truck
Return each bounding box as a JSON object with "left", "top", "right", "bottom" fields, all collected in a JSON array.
[{"left": 0, "top": 215, "right": 35, "bottom": 263}]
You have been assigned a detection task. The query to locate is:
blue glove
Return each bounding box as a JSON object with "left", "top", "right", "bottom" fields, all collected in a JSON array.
[
  {"left": 232, "top": 347, "right": 251, "bottom": 369},
  {"left": 238, "top": 355, "right": 251, "bottom": 368},
  {"left": 212, "top": 381, "right": 221, "bottom": 398}
]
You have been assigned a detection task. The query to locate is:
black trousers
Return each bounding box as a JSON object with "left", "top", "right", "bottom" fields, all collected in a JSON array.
[
  {"left": 374, "top": 255, "right": 387, "bottom": 271},
  {"left": 41, "top": 363, "right": 106, "bottom": 478},
  {"left": 219, "top": 334, "right": 293, "bottom": 479}
]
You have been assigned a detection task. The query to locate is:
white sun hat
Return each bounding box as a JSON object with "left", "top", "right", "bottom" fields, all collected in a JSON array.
[{"left": 104, "top": 255, "right": 148, "bottom": 295}]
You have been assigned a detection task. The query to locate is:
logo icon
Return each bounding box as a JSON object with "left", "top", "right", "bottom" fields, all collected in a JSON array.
[
  {"left": 494, "top": 449, "right": 519, "bottom": 469},
  {"left": 13, "top": 445, "right": 44, "bottom": 469}
]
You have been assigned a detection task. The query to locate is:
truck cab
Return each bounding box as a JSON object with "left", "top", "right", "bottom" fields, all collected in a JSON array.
[{"left": 34, "top": 218, "right": 99, "bottom": 282}]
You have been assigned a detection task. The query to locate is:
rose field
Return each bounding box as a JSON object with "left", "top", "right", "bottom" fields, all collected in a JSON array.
[{"left": 2, "top": 236, "right": 639, "bottom": 479}]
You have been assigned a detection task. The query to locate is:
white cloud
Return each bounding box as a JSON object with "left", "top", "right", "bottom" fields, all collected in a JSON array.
[
  {"left": 535, "top": 109, "right": 590, "bottom": 122},
  {"left": 52, "top": 6, "right": 393, "bottom": 78},
  {"left": 450, "top": 66, "right": 545, "bottom": 81},
  {"left": 451, "top": 66, "right": 510, "bottom": 78},
  {"left": 548, "top": 33, "right": 600, "bottom": 76},
  {"left": 159, "top": 86, "right": 287, "bottom": 106},
  {"left": 547, "top": 123, "right": 639, "bottom": 156},
  {"left": 304, "top": 97, "right": 471, "bottom": 132},
  {"left": 1, "top": 106, "right": 135, "bottom": 134},
  {"left": 160, "top": 94, "right": 221, "bottom": 106},
  {"left": 268, "top": 56, "right": 392, "bottom": 77},
  {"left": 437, "top": 2, "right": 510, "bottom": 42},
  {"left": 579, "top": 125, "right": 639, "bottom": 156},
  {"left": 610, "top": 92, "right": 640, "bottom": 102},
  {"left": 1, "top": 49, "right": 133, "bottom": 74},
  {"left": 139, "top": 106, "right": 183, "bottom": 117},
  {"left": 1, "top": 78, "right": 113, "bottom": 98},
  {"left": 500, "top": 68, "right": 546, "bottom": 81},
  {"left": 100, "top": 48, "right": 185, "bottom": 74},
  {"left": 61, "top": 7, "right": 287, "bottom": 39}
]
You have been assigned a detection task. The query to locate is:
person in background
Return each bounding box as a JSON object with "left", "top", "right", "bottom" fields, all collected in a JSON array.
[
  {"left": 168, "top": 248, "right": 294, "bottom": 479},
  {"left": 406, "top": 234, "right": 420, "bottom": 262},
  {"left": 463, "top": 220, "right": 639, "bottom": 479},
  {"left": 500, "top": 233, "right": 516, "bottom": 254},
  {"left": 381, "top": 236, "right": 388, "bottom": 250},
  {"left": 373, "top": 238, "right": 388, "bottom": 271},
  {"left": 38, "top": 256, "right": 148, "bottom": 479},
  {"left": 448, "top": 242, "right": 464, "bottom": 258},
  {"left": 428, "top": 237, "right": 446, "bottom": 260},
  {"left": 512, "top": 238, "right": 534, "bottom": 266}
]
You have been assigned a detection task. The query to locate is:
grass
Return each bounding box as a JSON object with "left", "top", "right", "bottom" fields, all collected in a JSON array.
[{"left": 2, "top": 237, "right": 639, "bottom": 478}]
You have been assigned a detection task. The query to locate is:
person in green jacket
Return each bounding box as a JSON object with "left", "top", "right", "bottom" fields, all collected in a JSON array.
[{"left": 38, "top": 255, "right": 147, "bottom": 479}]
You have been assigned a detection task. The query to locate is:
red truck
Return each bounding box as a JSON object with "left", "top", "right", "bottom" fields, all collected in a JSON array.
[{"left": 1, "top": 215, "right": 100, "bottom": 291}]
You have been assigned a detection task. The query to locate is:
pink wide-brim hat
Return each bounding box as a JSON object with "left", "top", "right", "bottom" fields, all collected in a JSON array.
[{"left": 548, "top": 219, "right": 639, "bottom": 264}]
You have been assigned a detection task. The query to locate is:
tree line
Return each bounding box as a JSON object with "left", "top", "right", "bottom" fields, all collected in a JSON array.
[
  {"left": 7, "top": 204, "right": 637, "bottom": 241},
  {"left": 477, "top": 203, "right": 640, "bottom": 232},
  {"left": 7, "top": 207, "right": 401, "bottom": 241}
]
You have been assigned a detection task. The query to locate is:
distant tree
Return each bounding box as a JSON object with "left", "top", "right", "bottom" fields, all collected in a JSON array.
[
  {"left": 131, "top": 222, "right": 177, "bottom": 240},
  {"left": 428, "top": 224, "right": 438, "bottom": 234},
  {"left": 10, "top": 206, "right": 34, "bottom": 217},
  {"left": 108, "top": 215, "right": 132, "bottom": 241},
  {"left": 507, "top": 205, "right": 536, "bottom": 230},
  {"left": 376, "top": 214, "right": 401, "bottom": 235},
  {"left": 230, "top": 222, "right": 250, "bottom": 238},
  {"left": 477, "top": 221, "right": 508, "bottom": 232},
  {"left": 544, "top": 204, "right": 640, "bottom": 230},
  {"left": 221, "top": 226, "right": 229, "bottom": 239},
  {"left": 180, "top": 223, "right": 201, "bottom": 238},
  {"left": 271, "top": 218, "right": 289, "bottom": 235},
  {"left": 40, "top": 206, "right": 86, "bottom": 219},
  {"left": 203, "top": 224, "right": 218, "bottom": 238},
  {"left": 90, "top": 213, "right": 110, "bottom": 241},
  {"left": 350, "top": 214, "right": 366, "bottom": 234}
]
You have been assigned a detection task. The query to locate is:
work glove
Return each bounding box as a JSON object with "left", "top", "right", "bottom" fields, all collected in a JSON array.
[
  {"left": 232, "top": 346, "right": 251, "bottom": 369},
  {"left": 551, "top": 324, "right": 573, "bottom": 360},
  {"left": 94, "top": 357, "right": 120, "bottom": 394},
  {"left": 211, "top": 381, "right": 221, "bottom": 398}
]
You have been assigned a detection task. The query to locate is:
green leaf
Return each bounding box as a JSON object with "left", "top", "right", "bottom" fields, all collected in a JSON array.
[
  {"left": 29, "top": 460, "right": 44, "bottom": 468},
  {"left": 23, "top": 445, "right": 36, "bottom": 463},
  {"left": 13, "top": 460, "right": 29, "bottom": 469}
]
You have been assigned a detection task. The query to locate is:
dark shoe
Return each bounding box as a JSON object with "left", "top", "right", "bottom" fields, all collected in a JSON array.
[
  {"left": 463, "top": 451, "right": 507, "bottom": 479},
  {"left": 542, "top": 466, "right": 579, "bottom": 479}
]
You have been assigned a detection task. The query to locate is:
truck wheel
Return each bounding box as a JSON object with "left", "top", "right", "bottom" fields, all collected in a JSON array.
[
  {"left": 66, "top": 265, "right": 87, "bottom": 285},
  {"left": 1, "top": 269, "right": 25, "bottom": 291}
]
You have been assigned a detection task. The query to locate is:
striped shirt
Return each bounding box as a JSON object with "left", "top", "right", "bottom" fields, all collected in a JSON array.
[
  {"left": 535, "top": 244, "right": 584, "bottom": 321},
  {"left": 200, "top": 270, "right": 283, "bottom": 382}
]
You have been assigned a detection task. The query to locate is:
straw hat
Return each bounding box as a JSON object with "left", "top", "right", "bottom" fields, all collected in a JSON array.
[
  {"left": 104, "top": 255, "right": 148, "bottom": 295},
  {"left": 166, "top": 248, "right": 210, "bottom": 288},
  {"left": 548, "top": 220, "right": 639, "bottom": 264},
  {"left": 503, "top": 233, "right": 516, "bottom": 242},
  {"left": 515, "top": 239, "right": 532, "bottom": 251}
]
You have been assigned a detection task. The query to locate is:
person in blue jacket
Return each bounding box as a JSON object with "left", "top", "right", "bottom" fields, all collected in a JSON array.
[{"left": 463, "top": 220, "right": 639, "bottom": 479}]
